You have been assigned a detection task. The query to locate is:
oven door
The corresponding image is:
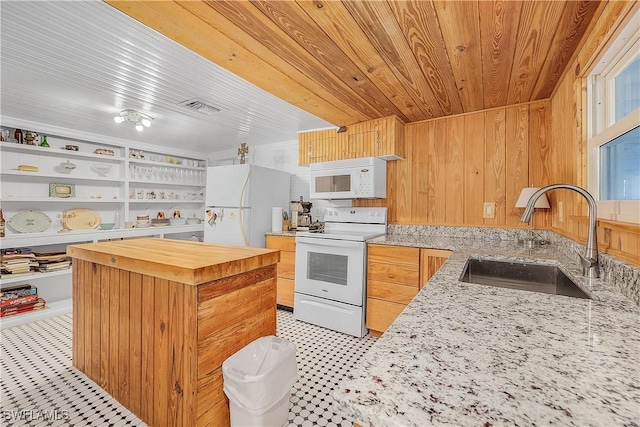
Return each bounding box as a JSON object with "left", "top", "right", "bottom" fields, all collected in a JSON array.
[{"left": 295, "top": 236, "right": 365, "bottom": 306}]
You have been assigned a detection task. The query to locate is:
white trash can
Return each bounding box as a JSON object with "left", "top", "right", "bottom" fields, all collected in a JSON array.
[{"left": 223, "top": 335, "right": 297, "bottom": 427}]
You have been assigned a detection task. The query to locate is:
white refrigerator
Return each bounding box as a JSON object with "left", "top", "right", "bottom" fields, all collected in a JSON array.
[{"left": 204, "top": 164, "right": 290, "bottom": 247}]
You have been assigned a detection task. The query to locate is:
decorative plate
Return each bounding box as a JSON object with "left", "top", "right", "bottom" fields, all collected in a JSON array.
[
  {"left": 7, "top": 210, "right": 52, "bottom": 233},
  {"left": 61, "top": 208, "right": 101, "bottom": 231}
]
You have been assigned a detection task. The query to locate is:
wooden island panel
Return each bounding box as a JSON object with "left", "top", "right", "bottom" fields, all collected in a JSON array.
[{"left": 69, "top": 239, "right": 279, "bottom": 427}]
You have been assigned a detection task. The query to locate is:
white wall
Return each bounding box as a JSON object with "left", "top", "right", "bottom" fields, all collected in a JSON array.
[{"left": 208, "top": 140, "right": 350, "bottom": 221}]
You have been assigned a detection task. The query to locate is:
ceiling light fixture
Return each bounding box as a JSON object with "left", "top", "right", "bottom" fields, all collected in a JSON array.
[{"left": 113, "top": 109, "right": 153, "bottom": 132}]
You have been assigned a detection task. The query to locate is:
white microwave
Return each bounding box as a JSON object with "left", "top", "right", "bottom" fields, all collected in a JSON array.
[{"left": 309, "top": 157, "right": 386, "bottom": 199}]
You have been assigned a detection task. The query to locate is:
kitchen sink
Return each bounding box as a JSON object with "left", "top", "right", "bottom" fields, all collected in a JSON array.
[{"left": 460, "top": 258, "right": 590, "bottom": 299}]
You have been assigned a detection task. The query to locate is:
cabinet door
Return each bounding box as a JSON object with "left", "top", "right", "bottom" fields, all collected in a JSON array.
[
  {"left": 366, "top": 244, "right": 419, "bottom": 335},
  {"left": 277, "top": 278, "right": 295, "bottom": 307},
  {"left": 366, "top": 297, "right": 406, "bottom": 336},
  {"left": 367, "top": 280, "right": 418, "bottom": 305},
  {"left": 298, "top": 129, "right": 339, "bottom": 165},
  {"left": 419, "top": 249, "right": 452, "bottom": 288},
  {"left": 265, "top": 235, "right": 296, "bottom": 308},
  {"left": 368, "top": 244, "right": 420, "bottom": 266},
  {"left": 346, "top": 116, "right": 405, "bottom": 160},
  {"left": 278, "top": 251, "right": 295, "bottom": 279},
  {"left": 298, "top": 116, "right": 404, "bottom": 165},
  {"left": 266, "top": 235, "right": 295, "bottom": 251},
  {"left": 367, "top": 263, "right": 419, "bottom": 286}
]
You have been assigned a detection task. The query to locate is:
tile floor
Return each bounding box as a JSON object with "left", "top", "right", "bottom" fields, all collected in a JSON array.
[{"left": 0, "top": 310, "right": 376, "bottom": 426}]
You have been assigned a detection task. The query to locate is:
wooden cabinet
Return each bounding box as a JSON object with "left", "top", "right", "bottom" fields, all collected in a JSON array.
[
  {"left": 420, "top": 249, "right": 452, "bottom": 288},
  {"left": 346, "top": 115, "right": 405, "bottom": 160},
  {"left": 265, "top": 234, "right": 296, "bottom": 308},
  {"left": 298, "top": 128, "right": 343, "bottom": 166},
  {"left": 69, "top": 238, "right": 279, "bottom": 427},
  {"left": 366, "top": 244, "right": 452, "bottom": 336},
  {"left": 298, "top": 115, "right": 405, "bottom": 165},
  {"left": 366, "top": 244, "right": 420, "bottom": 336}
]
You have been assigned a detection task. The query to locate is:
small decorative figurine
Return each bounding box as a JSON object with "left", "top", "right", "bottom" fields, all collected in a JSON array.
[{"left": 237, "top": 143, "right": 249, "bottom": 164}]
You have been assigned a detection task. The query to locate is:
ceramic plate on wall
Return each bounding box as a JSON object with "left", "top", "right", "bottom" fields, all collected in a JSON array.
[
  {"left": 8, "top": 210, "right": 52, "bottom": 233},
  {"left": 62, "top": 208, "right": 101, "bottom": 230}
]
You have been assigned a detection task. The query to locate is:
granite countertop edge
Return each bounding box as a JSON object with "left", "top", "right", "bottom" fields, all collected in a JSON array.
[{"left": 333, "top": 234, "right": 640, "bottom": 427}]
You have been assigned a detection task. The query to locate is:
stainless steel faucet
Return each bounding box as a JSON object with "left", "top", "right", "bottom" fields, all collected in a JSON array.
[{"left": 520, "top": 184, "right": 600, "bottom": 278}]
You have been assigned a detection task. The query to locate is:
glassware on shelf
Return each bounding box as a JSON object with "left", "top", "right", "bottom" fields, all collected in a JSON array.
[
  {"left": 56, "top": 160, "right": 77, "bottom": 174},
  {"left": 91, "top": 164, "right": 112, "bottom": 177}
]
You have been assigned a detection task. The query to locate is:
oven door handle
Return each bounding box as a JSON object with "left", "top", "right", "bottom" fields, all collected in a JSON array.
[
  {"left": 299, "top": 298, "right": 357, "bottom": 315},
  {"left": 296, "top": 237, "right": 363, "bottom": 248}
]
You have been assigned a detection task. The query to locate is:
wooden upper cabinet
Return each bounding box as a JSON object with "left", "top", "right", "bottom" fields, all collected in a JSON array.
[
  {"left": 346, "top": 115, "right": 405, "bottom": 160},
  {"left": 298, "top": 115, "right": 405, "bottom": 165}
]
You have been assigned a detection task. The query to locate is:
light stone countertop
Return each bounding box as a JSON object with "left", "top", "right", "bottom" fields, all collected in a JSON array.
[{"left": 333, "top": 233, "right": 640, "bottom": 426}]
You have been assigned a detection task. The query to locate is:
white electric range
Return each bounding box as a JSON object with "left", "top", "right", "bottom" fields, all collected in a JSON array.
[{"left": 294, "top": 207, "right": 387, "bottom": 337}]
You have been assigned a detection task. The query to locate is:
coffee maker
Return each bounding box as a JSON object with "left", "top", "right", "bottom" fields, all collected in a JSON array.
[{"left": 290, "top": 198, "right": 312, "bottom": 231}]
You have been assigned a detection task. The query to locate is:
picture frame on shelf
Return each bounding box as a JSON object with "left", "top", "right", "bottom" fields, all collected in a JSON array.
[{"left": 49, "top": 183, "right": 75, "bottom": 198}]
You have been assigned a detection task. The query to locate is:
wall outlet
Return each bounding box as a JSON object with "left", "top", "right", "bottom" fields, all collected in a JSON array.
[
  {"left": 483, "top": 202, "right": 495, "bottom": 219},
  {"left": 558, "top": 201, "right": 564, "bottom": 222}
]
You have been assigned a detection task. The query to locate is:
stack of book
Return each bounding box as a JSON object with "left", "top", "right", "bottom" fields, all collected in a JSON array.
[
  {"left": 0, "top": 248, "right": 36, "bottom": 278},
  {"left": 0, "top": 284, "right": 46, "bottom": 318},
  {"left": 33, "top": 252, "right": 71, "bottom": 272}
]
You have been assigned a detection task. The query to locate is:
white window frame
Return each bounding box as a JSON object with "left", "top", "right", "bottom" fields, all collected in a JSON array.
[{"left": 587, "top": 9, "right": 640, "bottom": 224}]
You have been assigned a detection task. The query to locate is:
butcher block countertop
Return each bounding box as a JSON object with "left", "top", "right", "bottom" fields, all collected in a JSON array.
[
  {"left": 67, "top": 238, "right": 280, "bottom": 285},
  {"left": 334, "top": 231, "right": 640, "bottom": 427}
]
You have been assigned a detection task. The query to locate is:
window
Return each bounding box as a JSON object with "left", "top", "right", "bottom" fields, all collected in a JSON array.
[{"left": 588, "top": 9, "right": 640, "bottom": 223}]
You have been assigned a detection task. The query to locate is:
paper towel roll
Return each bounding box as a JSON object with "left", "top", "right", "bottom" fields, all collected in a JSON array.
[{"left": 272, "top": 207, "right": 283, "bottom": 232}]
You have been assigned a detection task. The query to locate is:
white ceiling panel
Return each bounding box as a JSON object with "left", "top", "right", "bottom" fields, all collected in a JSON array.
[{"left": 0, "top": 1, "right": 334, "bottom": 154}]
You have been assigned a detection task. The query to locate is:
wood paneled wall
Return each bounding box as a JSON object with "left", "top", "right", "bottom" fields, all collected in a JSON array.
[
  {"left": 357, "top": 1, "right": 639, "bottom": 267},
  {"left": 356, "top": 101, "right": 552, "bottom": 230},
  {"left": 546, "top": 1, "right": 639, "bottom": 266}
]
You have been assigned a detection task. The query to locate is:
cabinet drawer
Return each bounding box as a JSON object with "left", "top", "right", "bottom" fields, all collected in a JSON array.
[
  {"left": 276, "top": 278, "right": 294, "bottom": 308},
  {"left": 366, "top": 297, "right": 406, "bottom": 335},
  {"left": 367, "top": 262, "right": 419, "bottom": 286},
  {"left": 277, "top": 251, "right": 295, "bottom": 279},
  {"left": 368, "top": 244, "right": 419, "bottom": 266},
  {"left": 367, "top": 280, "right": 418, "bottom": 305},
  {"left": 266, "top": 235, "right": 295, "bottom": 251}
]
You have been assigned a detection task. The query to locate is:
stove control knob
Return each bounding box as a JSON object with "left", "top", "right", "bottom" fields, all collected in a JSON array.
[
  {"left": 369, "top": 212, "right": 374, "bottom": 216},
  {"left": 376, "top": 212, "right": 381, "bottom": 217}
]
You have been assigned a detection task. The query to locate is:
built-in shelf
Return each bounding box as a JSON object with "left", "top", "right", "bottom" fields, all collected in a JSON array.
[
  {"left": 1, "top": 197, "right": 124, "bottom": 203},
  {"left": 0, "top": 298, "right": 72, "bottom": 330},
  {"left": 128, "top": 199, "right": 204, "bottom": 204},
  {"left": 1, "top": 224, "right": 204, "bottom": 247},
  {"left": 0, "top": 122, "right": 207, "bottom": 326},
  {"left": 0, "top": 268, "right": 71, "bottom": 286},
  {"left": 129, "top": 179, "right": 205, "bottom": 187},
  {"left": 1, "top": 142, "right": 123, "bottom": 162},
  {"left": 1, "top": 170, "right": 125, "bottom": 182}
]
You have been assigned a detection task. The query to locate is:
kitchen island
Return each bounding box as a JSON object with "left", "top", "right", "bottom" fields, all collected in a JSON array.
[
  {"left": 334, "top": 231, "right": 640, "bottom": 426},
  {"left": 67, "top": 238, "right": 280, "bottom": 427}
]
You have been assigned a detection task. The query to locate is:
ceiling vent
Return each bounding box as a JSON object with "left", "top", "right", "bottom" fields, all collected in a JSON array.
[{"left": 179, "top": 98, "right": 224, "bottom": 115}]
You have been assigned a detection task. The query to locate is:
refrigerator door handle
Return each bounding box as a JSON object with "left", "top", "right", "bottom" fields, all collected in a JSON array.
[{"left": 238, "top": 169, "right": 252, "bottom": 246}]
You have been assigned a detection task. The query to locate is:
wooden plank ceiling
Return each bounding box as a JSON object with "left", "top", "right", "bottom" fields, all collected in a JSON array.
[{"left": 107, "top": 0, "right": 602, "bottom": 127}]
